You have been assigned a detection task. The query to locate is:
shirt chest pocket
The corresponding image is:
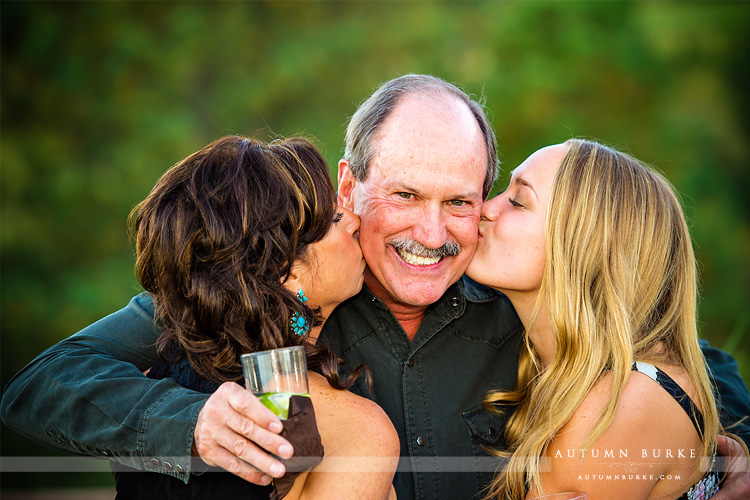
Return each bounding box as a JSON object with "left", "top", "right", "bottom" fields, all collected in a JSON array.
[{"left": 462, "top": 406, "right": 509, "bottom": 493}]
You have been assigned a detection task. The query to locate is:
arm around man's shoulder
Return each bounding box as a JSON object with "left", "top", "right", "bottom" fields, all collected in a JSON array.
[
  {"left": 0, "top": 292, "right": 208, "bottom": 482},
  {"left": 700, "top": 340, "right": 750, "bottom": 444}
]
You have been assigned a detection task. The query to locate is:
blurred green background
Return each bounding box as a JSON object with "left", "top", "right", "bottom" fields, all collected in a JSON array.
[{"left": 2, "top": 0, "right": 749, "bottom": 494}]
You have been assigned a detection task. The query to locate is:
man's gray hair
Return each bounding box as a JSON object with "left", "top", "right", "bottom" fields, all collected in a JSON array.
[{"left": 343, "top": 74, "right": 499, "bottom": 199}]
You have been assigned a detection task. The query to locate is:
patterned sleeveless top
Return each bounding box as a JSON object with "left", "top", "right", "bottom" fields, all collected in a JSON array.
[{"left": 631, "top": 361, "right": 720, "bottom": 500}]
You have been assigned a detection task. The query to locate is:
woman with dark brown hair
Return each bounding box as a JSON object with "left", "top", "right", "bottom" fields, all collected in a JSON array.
[{"left": 113, "top": 135, "right": 399, "bottom": 499}]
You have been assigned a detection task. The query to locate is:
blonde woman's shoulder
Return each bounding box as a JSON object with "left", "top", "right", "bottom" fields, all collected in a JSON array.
[
  {"left": 285, "top": 372, "right": 399, "bottom": 500},
  {"left": 537, "top": 370, "right": 703, "bottom": 500}
]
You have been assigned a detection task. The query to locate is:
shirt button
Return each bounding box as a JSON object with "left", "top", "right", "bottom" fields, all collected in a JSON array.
[
  {"left": 488, "top": 427, "right": 497, "bottom": 438},
  {"left": 150, "top": 458, "right": 161, "bottom": 467},
  {"left": 176, "top": 464, "right": 185, "bottom": 473},
  {"left": 407, "top": 358, "right": 414, "bottom": 367},
  {"left": 416, "top": 436, "right": 426, "bottom": 446},
  {"left": 450, "top": 297, "right": 460, "bottom": 307},
  {"left": 164, "top": 461, "right": 174, "bottom": 471}
]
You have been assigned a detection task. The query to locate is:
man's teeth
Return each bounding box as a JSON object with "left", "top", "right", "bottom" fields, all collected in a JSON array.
[{"left": 396, "top": 248, "right": 441, "bottom": 266}]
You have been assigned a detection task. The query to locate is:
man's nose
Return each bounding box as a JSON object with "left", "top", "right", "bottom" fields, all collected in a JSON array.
[{"left": 412, "top": 204, "right": 448, "bottom": 249}]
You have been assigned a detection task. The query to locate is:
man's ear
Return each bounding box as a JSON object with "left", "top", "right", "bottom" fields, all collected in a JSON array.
[{"left": 337, "top": 159, "right": 357, "bottom": 211}]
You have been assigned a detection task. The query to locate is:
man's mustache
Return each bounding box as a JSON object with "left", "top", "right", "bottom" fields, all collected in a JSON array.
[{"left": 390, "top": 238, "right": 461, "bottom": 259}]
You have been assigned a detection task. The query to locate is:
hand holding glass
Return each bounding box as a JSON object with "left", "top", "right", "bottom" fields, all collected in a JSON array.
[{"left": 241, "top": 346, "right": 309, "bottom": 420}]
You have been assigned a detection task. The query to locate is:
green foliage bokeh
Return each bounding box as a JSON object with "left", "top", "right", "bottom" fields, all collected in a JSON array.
[{"left": 2, "top": 0, "right": 748, "bottom": 491}]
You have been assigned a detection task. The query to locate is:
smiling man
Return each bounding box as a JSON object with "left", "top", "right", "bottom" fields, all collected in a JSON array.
[
  {"left": 320, "top": 75, "right": 524, "bottom": 499},
  {"left": 339, "top": 87, "right": 488, "bottom": 333}
]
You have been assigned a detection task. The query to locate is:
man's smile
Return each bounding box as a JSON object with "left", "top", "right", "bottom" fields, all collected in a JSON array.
[{"left": 395, "top": 246, "right": 443, "bottom": 266}]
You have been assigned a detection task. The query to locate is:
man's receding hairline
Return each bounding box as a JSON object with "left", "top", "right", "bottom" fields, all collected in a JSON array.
[
  {"left": 370, "top": 91, "right": 485, "bottom": 150},
  {"left": 390, "top": 87, "right": 475, "bottom": 116}
]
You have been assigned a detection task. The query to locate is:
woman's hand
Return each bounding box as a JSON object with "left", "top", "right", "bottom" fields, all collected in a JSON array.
[{"left": 193, "top": 381, "right": 295, "bottom": 485}]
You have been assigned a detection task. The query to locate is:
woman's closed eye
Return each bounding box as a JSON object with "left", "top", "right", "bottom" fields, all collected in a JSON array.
[
  {"left": 509, "top": 198, "right": 524, "bottom": 208},
  {"left": 333, "top": 211, "right": 344, "bottom": 223}
]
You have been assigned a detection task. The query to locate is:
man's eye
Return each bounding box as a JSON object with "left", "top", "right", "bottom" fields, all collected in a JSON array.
[
  {"left": 449, "top": 200, "right": 467, "bottom": 207},
  {"left": 509, "top": 198, "right": 523, "bottom": 208},
  {"left": 397, "top": 192, "right": 413, "bottom": 199}
]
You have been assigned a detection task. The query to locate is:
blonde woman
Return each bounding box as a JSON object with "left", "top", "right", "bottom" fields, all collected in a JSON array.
[{"left": 467, "top": 139, "right": 746, "bottom": 499}]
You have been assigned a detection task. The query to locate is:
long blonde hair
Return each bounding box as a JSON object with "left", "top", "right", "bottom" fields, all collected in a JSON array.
[{"left": 484, "top": 139, "right": 719, "bottom": 499}]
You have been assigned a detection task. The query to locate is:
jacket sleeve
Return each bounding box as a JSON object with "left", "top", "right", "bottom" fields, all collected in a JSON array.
[
  {"left": 0, "top": 292, "right": 209, "bottom": 483},
  {"left": 701, "top": 340, "right": 750, "bottom": 446}
]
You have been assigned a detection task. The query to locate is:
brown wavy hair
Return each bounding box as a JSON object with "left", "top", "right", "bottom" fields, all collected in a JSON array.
[{"left": 129, "top": 135, "right": 367, "bottom": 389}]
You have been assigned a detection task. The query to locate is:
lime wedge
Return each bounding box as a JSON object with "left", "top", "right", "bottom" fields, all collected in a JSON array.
[{"left": 257, "top": 392, "right": 309, "bottom": 419}]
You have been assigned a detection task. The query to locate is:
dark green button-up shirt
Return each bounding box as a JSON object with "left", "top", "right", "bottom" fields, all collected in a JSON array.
[{"left": 322, "top": 277, "right": 524, "bottom": 500}]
